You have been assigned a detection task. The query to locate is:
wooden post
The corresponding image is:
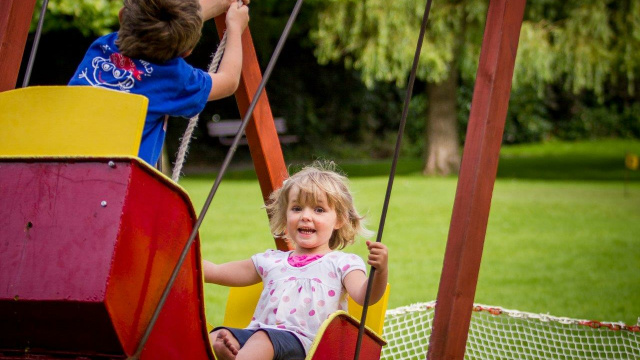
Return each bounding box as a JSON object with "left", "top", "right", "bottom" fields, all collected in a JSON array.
[
  {"left": 213, "top": 17, "right": 291, "bottom": 251},
  {"left": 0, "top": 0, "right": 37, "bottom": 92},
  {"left": 426, "top": 1, "right": 526, "bottom": 359}
]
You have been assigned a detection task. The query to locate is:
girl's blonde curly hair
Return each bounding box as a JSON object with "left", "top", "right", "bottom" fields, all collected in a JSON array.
[{"left": 266, "top": 161, "right": 373, "bottom": 250}]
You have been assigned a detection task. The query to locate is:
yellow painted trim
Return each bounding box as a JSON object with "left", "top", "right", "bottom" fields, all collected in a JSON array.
[
  {"left": 221, "top": 282, "right": 390, "bottom": 359},
  {"left": 222, "top": 283, "right": 391, "bottom": 333},
  {"left": 346, "top": 284, "right": 390, "bottom": 334},
  {"left": 0, "top": 86, "right": 147, "bottom": 157},
  {"left": 222, "top": 283, "right": 263, "bottom": 328}
]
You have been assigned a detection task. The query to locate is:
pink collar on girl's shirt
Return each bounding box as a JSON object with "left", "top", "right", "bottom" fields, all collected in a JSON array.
[{"left": 288, "top": 253, "right": 325, "bottom": 267}]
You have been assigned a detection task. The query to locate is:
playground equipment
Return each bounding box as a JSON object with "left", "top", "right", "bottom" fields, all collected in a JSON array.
[
  {"left": 0, "top": 86, "right": 215, "bottom": 359},
  {"left": 221, "top": 283, "right": 390, "bottom": 358},
  {"left": 0, "top": 83, "right": 391, "bottom": 359},
  {"left": 7, "top": 1, "right": 635, "bottom": 360},
  {"left": 381, "top": 302, "right": 640, "bottom": 359},
  {"left": 0, "top": 0, "right": 393, "bottom": 357}
]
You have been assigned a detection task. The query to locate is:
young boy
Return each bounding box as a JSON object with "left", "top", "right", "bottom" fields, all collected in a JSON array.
[{"left": 69, "top": 0, "right": 249, "bottom": 167}]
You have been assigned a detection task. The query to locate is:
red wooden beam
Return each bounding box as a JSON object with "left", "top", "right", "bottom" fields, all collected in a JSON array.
[
  {"left": 213, "top": 17, "right": 291, "bottom": 251},
  {"left": 0, "top": 0, "right": 37, "bottom": 92},
  {"left": 426, "top": 1, "right": 526, "bottom": 359}
]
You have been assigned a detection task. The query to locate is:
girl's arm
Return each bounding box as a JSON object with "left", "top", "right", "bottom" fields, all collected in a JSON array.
[
  {"left": 200, "top": 0, "right": 250, "bottom": 21},
  {"left": 203, "top": 258, "right": 261, "bottom": 286},
  {"left": 343, "top": 241, "right": 389, "bottom": 306}
]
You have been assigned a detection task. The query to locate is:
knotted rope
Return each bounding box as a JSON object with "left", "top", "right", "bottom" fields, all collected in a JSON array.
[{"left": 171, "top": 30, "right": 228, "bottom": 182}]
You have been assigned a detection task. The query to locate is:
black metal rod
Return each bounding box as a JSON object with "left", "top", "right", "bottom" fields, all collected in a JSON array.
[
  {"left": 352, "top": 1, "right": 433, "bottom": 359},
  {"left": 22, "top": 0, "right": 49, "bottom": 88},
  {"left": 128, "top": 0, "right": 305, "bottom": 358}
]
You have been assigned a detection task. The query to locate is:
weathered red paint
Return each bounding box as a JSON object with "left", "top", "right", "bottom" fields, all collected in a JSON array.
[
  {"left": 0, "top": 159, "right": 214, "bottom": 360},
  {"left": 214, "top": 16, "right": 291, "bottom": 251},
  {"left": 427, "top": 1, "right": 526, "bottom": 359},
  {"left": 310, "top": 314, "right": 385, "bottom": 359},
  {"left": 0, "top": 0, "right": 37, "bottom": 92}
]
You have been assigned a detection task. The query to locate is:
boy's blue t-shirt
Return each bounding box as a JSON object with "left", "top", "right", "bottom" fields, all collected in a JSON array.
[{"left": 68, "top": 32, "right": 213, "bottom": 167}]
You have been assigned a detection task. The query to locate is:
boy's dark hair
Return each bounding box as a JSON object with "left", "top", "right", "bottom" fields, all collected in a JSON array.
[{"left": 117, "top": 0, "right": 203, "bottom": 63}]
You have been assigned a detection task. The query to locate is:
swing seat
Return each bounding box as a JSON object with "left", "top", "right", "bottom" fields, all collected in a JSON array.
[
  {"left": 0, "top": 86, "right": 216, "bottom": 359},
  {"left": 220, "top": 282, "right": 389, "bottom": 359}
]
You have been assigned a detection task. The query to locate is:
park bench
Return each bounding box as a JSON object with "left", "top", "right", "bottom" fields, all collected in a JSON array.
[{"left": 207, "top": 117, "right": 298, "bottom": 146}]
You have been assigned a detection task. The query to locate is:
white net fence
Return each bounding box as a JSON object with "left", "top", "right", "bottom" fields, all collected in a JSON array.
[{"left": 381, "top": 301, "right": 640, "bottom": 360}]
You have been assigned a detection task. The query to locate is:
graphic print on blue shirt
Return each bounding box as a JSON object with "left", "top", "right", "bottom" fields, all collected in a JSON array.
[
  {"left": 77, "top": 45, "right": 154, "bottom": 91},
  {"left": 69, "top": 32, "right": 212, "bottom": 166}
]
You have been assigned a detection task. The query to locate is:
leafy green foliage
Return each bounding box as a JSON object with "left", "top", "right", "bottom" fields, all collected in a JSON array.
[
  {"left": 312, "top": 1, "right": 487, "bottom": 87},
  {"left": 558, "top": 102, "right": 640, "bottom": 140},
  {"left": 32, "top": 0, "right": 120, "bottom": 36},
  {"left": 308, "top": 0, "right": 640, "bottom": 159},
  {"left": 313, "top": 0, "right": 640, "bottom": 98},
  {"left": 547, "top": 2, "right": 615, "bottom": 96},
  {"left": 503, "top": 86, "right": 553, "bottom": 144},
  {"left": 511, "top": 21, "right": 555, "bottom": 96},
  {"left": 33, "top": 0, "right": 640, "bottom": 99},
  {"left": 24, "top": 0, "right": 638, "bottom": 161}
]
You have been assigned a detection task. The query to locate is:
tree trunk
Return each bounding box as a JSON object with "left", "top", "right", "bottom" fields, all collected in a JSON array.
[{"left": 423, "top": 68, "right": 461, "bottom": 176}]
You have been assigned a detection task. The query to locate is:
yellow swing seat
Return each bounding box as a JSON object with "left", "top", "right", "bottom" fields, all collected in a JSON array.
[
  {"left": 220, "top": 282, "right": 389, "bottom": 359},
  {"left": 0, "top": 86, "right": 218, "bottom": 359}
]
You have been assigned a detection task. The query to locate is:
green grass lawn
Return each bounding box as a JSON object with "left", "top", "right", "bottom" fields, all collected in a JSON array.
[{"left": 181, "top": 140, "right": 640, "bottom": 327}]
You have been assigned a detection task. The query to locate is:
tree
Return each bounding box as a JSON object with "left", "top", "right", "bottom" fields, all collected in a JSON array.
[
  {"left": 31, "top": 0, "right": 120, "bottom": 36},
  {"left": 312, "top": 0, "right": 640, "bottom": 175},
  {"left": 27, "top": 0, "right": 640, "bottom": 165}
]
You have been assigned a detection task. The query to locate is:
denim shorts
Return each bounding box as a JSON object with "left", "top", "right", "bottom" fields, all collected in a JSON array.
[{"left": 212, "top": 326, "right": 306, "bottom": 360}]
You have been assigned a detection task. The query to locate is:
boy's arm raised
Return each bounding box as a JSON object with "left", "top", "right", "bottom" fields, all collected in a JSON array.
[
  {"left": 203, "top": 259, "right": 261, "bottom": 286},
  {"left": 207, "top": 2, "right": 249, "bottom": 100}
]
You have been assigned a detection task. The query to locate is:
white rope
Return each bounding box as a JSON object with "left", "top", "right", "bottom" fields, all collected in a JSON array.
[{"left": 171, "top": 30, "right": 229, "bottom": 182}]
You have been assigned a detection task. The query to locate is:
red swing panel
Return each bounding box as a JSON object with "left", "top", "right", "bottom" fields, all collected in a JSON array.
[{"left": 0, "top": 158, "right": 214, "bottom": 360}]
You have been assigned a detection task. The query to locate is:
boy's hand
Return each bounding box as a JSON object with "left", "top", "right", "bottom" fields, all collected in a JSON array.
[
  {"left": 225, "top": 1, "right": 249, "bottom": 34},
  {"left": 203, "top": 0, "right": 250, "bottom": 20},
  {"left": 366, "top": 240, "right": 388, "bottom": 273}
]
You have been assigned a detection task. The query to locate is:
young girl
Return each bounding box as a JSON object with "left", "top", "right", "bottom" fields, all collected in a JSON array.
[{"left": 203, "top": 162, "right": 389, "bottom": 360}]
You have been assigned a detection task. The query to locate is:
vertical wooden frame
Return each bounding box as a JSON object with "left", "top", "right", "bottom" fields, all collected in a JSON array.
[
  {"left": 427, "top": 1, "right": 527, "bottom": 359},
  {"left": 213, "top": 17, "right": 291, "bottom": 251},
  {"left": 0, "top": 0, "right": 37, "bottom": 92}
]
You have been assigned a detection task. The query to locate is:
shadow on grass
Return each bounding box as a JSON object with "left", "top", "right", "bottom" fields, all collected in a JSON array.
[
  {"left": 189, "top": 156, "right": 639, "bottom": 182},
  {"left": 185, "top": 140, "right": 640, "bottom": 182},
  {"left": 496, "top": 140, "right": 640, "bottom": 182},
  {"left": 496, "top": 155, "right": 639, "bottom": 181},
  {"left": 185, "top": 158, "right": 428, "bottom": 181}
]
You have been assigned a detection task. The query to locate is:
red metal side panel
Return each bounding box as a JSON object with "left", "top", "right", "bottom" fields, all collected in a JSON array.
[
  {"left": 0, "top": 159, "right": 215, "bottom": 360},
  {"left": 140, "top": 239, "right": 213, "bottom": 360},
  {"left": 214, "top": 16, "right": 291, "bottom": 251},
  {"left": 0, "top": 160, "right": 129, "bottom": 355},
  {"left": 311, "top": 315, "right": 384, "bottom": 360},
  {"left": 105, "top": 162, "right": 214, "bottom": 359}
]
